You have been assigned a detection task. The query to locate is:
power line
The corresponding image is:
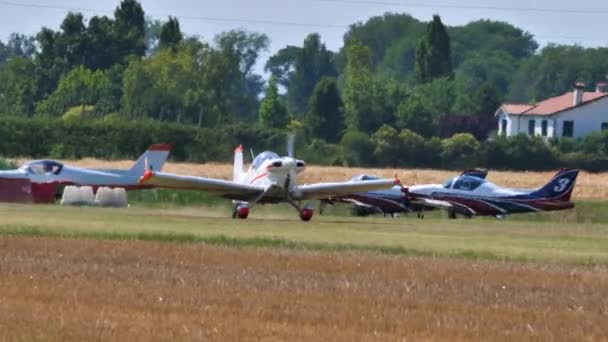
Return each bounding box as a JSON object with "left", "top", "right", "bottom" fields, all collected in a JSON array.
[
  {"left": 316, "top": 0, "right": 608, "bottom": 15},
  {"left": 0, "top": 0, "right": 605, "bottom": 43},
  {"left": 0, "top": 0, "right": 347, "bottom": 29}
]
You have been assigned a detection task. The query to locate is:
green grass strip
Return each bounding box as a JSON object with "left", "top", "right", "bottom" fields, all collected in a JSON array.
[{"left": 1, "top": 225, "right": 604, "bottom": 266}]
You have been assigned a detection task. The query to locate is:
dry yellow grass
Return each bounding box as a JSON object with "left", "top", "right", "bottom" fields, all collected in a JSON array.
[
  {"left": 1, "top": 236, "right": 607, "bottom": 341},
  {"left": 27, "top": 157, "right": 608, "bottom": 200}
]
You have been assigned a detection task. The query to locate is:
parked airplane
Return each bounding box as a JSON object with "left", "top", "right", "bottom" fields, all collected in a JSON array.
[
  {"left": 0, "top": 144, "right": 171, "bottom": 203},
  {"left": 323, "top": 169, "right": 578, "bottom": 219},
  {"left": 407, "top": 168, "right": 578, "bottom": 218},
  {"left": 138, "top": 139, "right": 399, "bottom": 221}
]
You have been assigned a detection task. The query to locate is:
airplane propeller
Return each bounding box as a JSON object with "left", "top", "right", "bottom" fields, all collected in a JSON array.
[{"left": 287, "top": 133, "right": 295, "bottom": 158}]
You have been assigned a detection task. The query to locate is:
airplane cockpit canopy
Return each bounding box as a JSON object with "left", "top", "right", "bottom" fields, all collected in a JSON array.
[
  {"left": 251, "top": 151, "right": 280, "bottom": 170},
  {"left": 351, "top": 174, "right": 380, "bottom": 182},
  {"left": 23, "top": 160, "right": 64, "bottom": 175},
  {"left": 443, "top": 175, "right": 486, "bottom": 191}
]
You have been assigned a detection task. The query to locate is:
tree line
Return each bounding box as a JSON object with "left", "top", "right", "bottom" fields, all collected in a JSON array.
[
  {"left": 2, "top": 116, "right": 608, "bottom": 172},
  {"left": 2, "top": 1, "right": 608, "bottom": 170}
]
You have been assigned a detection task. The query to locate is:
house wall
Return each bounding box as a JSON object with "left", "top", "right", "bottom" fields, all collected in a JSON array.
[
  {"left": 553, "top": 97, "right": 608, "bottom": 139},
  {"left": 523, "top": 116, "right": 555, "bottom": 138},
  {"left": 497, "top": 111, "right": 520, "bottom": 137},
  {"left": 497, "top": 96, "right": 608, "bottom": 139}
]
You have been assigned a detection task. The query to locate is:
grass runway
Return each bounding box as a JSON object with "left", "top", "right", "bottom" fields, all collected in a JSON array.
[{"left": 1, "top": 203, "right": 608, "bottom": 340}]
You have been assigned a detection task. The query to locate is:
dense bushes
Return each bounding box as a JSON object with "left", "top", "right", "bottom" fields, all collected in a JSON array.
[
  {"left": 2, "top": 117, "right": 608, "bottom": 171},
  {"left": 0, "top": 117, "right": 283, "bottom": 162}
]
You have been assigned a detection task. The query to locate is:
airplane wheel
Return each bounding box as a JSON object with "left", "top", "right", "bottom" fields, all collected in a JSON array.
[
  {"left": 233, "top": 203, "right": 249, "bottom": 219},
  {"left": 448, "top": 210, "right": 458, "bottom": 219},
  {"left": 299, "top": 207, "right": 313, "bottom": 221}
]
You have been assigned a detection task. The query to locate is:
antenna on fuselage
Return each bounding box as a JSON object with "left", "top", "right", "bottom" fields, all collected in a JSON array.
[{"left": 250, "top": 148, "right": 255, "bottom": 160}]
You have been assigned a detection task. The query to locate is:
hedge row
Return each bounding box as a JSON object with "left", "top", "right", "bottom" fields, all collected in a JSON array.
[
  {"left": 0, "top": 117, "right": 287, "bottom": 162},
  {"left": 2, "top": 117, "right": 608, "bottom": 172}
]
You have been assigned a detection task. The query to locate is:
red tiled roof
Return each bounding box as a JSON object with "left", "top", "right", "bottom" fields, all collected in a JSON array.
[
  {"left": 501, "top": 91, "right": 608, "bottom": 116},
  {"left": 501, "top": 104, "right": 534, "bottom": 114}
]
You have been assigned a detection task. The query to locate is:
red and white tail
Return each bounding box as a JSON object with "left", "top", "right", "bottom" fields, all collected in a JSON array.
[
  {"left": 129, "top": 144, "right": 171, "bottom": 175},
  {"left": 233, "top": 144, "right": 244, "bottom": 182}
]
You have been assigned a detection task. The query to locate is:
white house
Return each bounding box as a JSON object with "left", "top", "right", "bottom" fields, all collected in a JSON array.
[{"left": 496, "top": 82, "right": 608, "bottom": 139}]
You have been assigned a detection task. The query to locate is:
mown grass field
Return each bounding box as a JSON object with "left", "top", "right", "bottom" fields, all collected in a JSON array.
[
  {"left": 2, "top": 203, "right": 608, "bottom": 264},
  {"left": 0, "top": 204, "right": 608, "bottom": 341}
]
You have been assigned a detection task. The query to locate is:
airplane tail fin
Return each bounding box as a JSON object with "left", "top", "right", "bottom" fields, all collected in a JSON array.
[
  {"left": 233, "top": 145, "right": 244, "bottom": 182},
  {"left": 129, "top": 144, "right": 172, "bottom": 175},
  {"left": 529, "top": 168, "right": 579, "bottom": 201}
]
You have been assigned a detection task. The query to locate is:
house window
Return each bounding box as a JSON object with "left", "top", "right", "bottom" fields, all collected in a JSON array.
[
  {"left": 528, "top": 120, "right": 535, "bottom": 135},
  {"left": 563, "top": 121, "right": 574, "bottom": 137},
  {"left": 541, "top": 120, "right": 548, "bottom": 136},
  {"left": 602, "top": 123, "right": 608, "bottom": 131},
  {"left": 501, "top": 119, "right": 507, "bottom": 135}
]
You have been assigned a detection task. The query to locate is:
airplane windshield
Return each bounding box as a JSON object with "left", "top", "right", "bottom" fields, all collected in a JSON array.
[
  {"left": 251, "top": 151, "right": 280, "bottom": 170},
  {"left": 352, "top": 174, "right": 380, "bottom": 182},
  {"left": 442, "top": 178, "right": 453, "bottom": 189},
  {"left": 452, "top": 176, "right": 485, "bottom": 191},
  {"left": 26, "top": 160, "right": 63, "bottom": 175}
]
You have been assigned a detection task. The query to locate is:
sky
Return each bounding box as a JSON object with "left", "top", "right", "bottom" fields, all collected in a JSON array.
[{"left": 1, "top": 0, "right": 607, "bottom": 71}]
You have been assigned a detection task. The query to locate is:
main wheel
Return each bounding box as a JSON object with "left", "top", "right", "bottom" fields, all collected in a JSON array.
[{"left": 299, "top": 207, "right": 313, "bottom": 221}]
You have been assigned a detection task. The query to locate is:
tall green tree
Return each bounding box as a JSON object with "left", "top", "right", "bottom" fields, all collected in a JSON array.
[
  {"left": 0, "top": 34, "right": 36, "bottom": 64},
  {"left": 36, "top": 65, "right": 113, "bottom": 117},
  {"left": 287, "top": 33, "right": 336, "bottom": 114},
  {"left": 259, "top": 76, "right": 288, "bottom": 129},
  {"left": 0, "top": 57, "right": 37, "bottom": 116},
  {"left": 343, "top": 39, "right": 374, "bottom": 131},
  {"left": 215, "top": 30, "right": 270, "bottom": 122},
  {"left": 57, "top": 12, "right": 87, "bottom": 68},
  {"left": 508, "top": 45, "right": 608, "bottom": 102},
  {"left": 264, "top": 45, "right": 300, "bottom": 88},
  {"left": 395, "top": 95, "right": 435, "bottom": 137},
  {"left": 113, "top": 0, "right": 146, "bottom": 59},
  {"left": 85, "top": 16, "right": 117, "bottom": 70},
  {"left": 415, "top": 15, "right": 453, "bottom": 84},
  {"left": 305, "top": 77, "right": 344, "bottom": 143},
  {"left": 159, "top": 16, "right": 183, "bottom": 51}
]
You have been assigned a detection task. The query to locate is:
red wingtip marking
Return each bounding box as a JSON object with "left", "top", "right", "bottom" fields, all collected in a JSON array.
[
  {"left": 148, "top": 144, "right": 172, "bottom": 151},
  {"left": 393, "top": 178, "right": 401, "bottom": 185},
  {"left": 234, "top": 144, "right": 243, "bottom": 153},
  {"left": 139, "top": 169, "right": 154, "bottom": 184}
]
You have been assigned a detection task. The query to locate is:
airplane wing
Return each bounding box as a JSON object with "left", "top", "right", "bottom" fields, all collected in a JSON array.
[
  {"left": 138, "top": 171, "right": 265, "bottom": 202},
  {"left": 410, "top": 197, "right": 476, "bottom": 215},
  {"left": 296, "top": 179, "right": 399, "bottom": 200}
]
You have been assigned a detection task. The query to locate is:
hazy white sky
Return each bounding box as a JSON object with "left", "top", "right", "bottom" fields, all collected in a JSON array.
[{"left": 1, "top": 0, "right": 607, "bottom": 63}]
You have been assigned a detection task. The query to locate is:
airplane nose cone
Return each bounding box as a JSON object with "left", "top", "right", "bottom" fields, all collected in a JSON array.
[{"left": 283, "top": 157, "right": 296, "bottom": 169}]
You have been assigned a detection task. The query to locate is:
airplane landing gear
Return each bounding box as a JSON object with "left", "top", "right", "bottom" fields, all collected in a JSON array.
[
  {"left": 232, "top": 203, "right": 249, "bottom": 219},
  {"left": 286, "top": 198, "right": 314, "bottom": 221},
  {"left": 299, "top": 206, "right": 313, "bottom": 221},
  {"left": 417, "top": 210, "right": 425, "bottom": 219}
]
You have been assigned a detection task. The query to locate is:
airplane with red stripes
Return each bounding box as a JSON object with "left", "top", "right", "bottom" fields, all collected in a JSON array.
[
  {"left": 405, "top": 168, "right": 579, "bottom": 219},
  {"left": 321, "top": 168, "right": 578, "bottom": 219},
  {"left": 138, "top": 137, "right": 399, "bottom": 221},
  {"left": 0, "top": 144, "right": 171, "bottom": 203}
]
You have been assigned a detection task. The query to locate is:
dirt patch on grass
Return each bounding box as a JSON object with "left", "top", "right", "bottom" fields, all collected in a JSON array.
[{"left": 1, "top": 236, "right": 607, "bottom": 341}]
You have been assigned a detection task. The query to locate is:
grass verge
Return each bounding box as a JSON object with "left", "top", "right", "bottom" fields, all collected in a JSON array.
[{"left": 0, "top": 224, "right": 603, "bottom": 266}]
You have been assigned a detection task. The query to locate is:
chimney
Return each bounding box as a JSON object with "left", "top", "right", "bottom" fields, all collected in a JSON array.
[
  {"left": 573, "top": 82, "right": 585, "bottom": 106},
  {"left": 597, "top": 82, "right": 607, "bottom": 93}
]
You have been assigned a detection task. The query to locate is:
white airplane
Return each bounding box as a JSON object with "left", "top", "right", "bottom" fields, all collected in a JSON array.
[
  {"left": 0, "top": 144, "right": 171, "bottom": 203},
  {"left": 138, "top": 138, "right": 399, "bottom": 221}
]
